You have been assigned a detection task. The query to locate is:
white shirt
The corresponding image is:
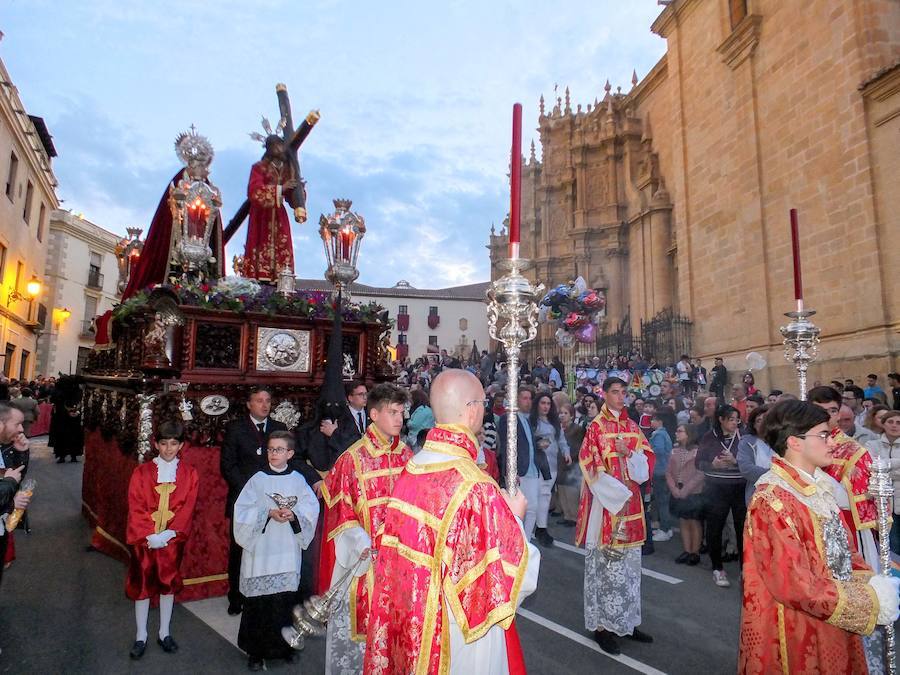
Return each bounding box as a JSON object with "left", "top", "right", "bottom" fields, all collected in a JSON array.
[
  {"left": 349, "top": 405, "right": 366, "bottom": 433},
  {"left": 153, "top": 456, "right": 179, "bottom": 483}
]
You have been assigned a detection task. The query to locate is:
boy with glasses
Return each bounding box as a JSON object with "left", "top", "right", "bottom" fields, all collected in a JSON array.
[{"left": 233, "top": 431, "right": 319, "bottom": 671}]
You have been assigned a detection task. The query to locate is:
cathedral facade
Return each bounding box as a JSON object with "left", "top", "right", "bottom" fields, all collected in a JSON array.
[{"left": 489, "top": 0, "right": 900, "bottom": 390}]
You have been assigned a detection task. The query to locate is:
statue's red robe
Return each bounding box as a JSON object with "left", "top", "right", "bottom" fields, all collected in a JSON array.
[{"left": 242, "top": 160, "right": 295, "bottom": 282}]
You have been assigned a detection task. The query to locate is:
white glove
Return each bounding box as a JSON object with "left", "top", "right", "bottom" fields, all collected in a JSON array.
[
  {"left": 869, "top": 575, "right": 900, "bottom": 626},
  {"left": 146, "top": 533, "right": 165, "bottom": 549},
  {"left": 146, "top": 530, "right": 177, "bottom": 550}
]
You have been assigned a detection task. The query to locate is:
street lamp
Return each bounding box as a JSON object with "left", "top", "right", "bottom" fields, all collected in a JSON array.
[
  {"left": 319, "top": 198, "right": 365, "bottom": 298},
  {"left": 7, "top": 274, "right": 41, "bottom": 307}
]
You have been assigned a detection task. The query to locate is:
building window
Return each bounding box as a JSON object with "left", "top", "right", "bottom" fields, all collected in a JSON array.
[
  {"left": 14, "top": 261, "right": 23, "bottom": 294},
  {"left": 5, "top": 152, "right": 18, "bottom": 201},
  {"left": 428, "top": 306, "right": 438, "bottom": 316},
  {"left": 3, "top": 343, "right": 14, "bottom": 378},
  {"left": 428, "top": 335, "right": 438, "bottom": 346},
  {"left": 23, "top": 180, "right": 33, "bottom": 224},
  {"left": 36, "top": 303, "right": 47, "bottom": 328},
  {"left": 18, "top": 349, "right": 29, "bottom": 381},
  {"left": 729, "top": 0, "right": 747, "bottom": 28},
  {"left": 37, "top": 203, "right": 46, "bottom": 242},
  {"left": 398, "top": 334, "right": 407, "bottom": 345},
  {"left": 88, "top": 252, "right": 104, "bottom": 289},
  {"left": 0, "top": 243, "right": 6, "bottom": 282},
  {"left": 84, "top": 295, "right": 98, "bottom": 327},
  {"left": 398, "top": 304, "right": 408, "bottom": 315}
]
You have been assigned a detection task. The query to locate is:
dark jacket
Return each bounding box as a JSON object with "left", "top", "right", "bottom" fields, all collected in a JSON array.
[
  {"left": 496, "top": 413, "right": 551, "bottom": 488},
  {"left": 304, "top": 405, "right": 366, "bottom": 472},
  {"left": 0, "top": 442, "right": 28, "bottom": 515}
]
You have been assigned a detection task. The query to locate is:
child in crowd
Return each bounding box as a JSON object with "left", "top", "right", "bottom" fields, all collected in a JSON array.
[
  {"left": 234, "top": 430, "right": 319, "bottom": 671},
  {"left": 665, "top": 423, "right": 705, "bottom": 565},
  {"left": 126, "top": 420, "right": 199, "bottom": 660}
]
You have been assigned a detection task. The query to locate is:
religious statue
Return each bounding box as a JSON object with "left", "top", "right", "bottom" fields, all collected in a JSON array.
[
  {"left": 120, "top": 127, "right": 225, "bottom": 299},
  {"left": 223, "top": 84, "right": 319, "bottom": 282}
]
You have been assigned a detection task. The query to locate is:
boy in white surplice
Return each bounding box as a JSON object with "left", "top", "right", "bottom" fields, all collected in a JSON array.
[{"left": 233, "top": 430, "right": 319, "bottom": 671}]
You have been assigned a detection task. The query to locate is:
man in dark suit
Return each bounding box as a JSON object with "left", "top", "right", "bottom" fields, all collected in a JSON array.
[
  {"left": 219, "top": 387, "right": 320, "bottom": 615},
  {"left": 310, "top": 380, "right": 368, "bottom": 471},
  {"left": 496, "top": 386, "right": 552, "bottom": 546}
]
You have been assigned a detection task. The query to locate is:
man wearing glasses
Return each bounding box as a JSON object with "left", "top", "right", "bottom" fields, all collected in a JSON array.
[{"left": 807, "top": 387, "right": 880, "bottom": 572}]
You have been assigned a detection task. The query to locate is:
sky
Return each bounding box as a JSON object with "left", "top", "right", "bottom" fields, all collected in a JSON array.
[{"left": 2, "top": 1, "right": 667, "bottom": 288}]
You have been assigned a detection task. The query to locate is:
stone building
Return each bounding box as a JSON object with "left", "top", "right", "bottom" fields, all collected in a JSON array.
[
  {"left": 488, "top": 0, "right": 900, "bottom": 392},
  {"left": 0, "top": 54, "right": 58, "bottom": 381},
  {"left": 296, "top": 278, "right": 490, "bottom": 363},
  {"left": 35, "top": 210, "right": 121, "bottom": 376}
]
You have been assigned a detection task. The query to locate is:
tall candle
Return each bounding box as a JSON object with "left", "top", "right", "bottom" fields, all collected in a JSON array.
[
  {"left": 509, "top": 103, "right": 522, "bottom": 259},
  {"left": 790, "top": 208, "right": 803, "bottom": 307}
]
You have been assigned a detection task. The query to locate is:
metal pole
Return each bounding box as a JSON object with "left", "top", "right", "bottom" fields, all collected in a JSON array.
[
  {"left": 780, "top": 307, "right": 820, "bottom": 400},
  {"left": 486, "top": 258, "right": 543, "bottom": 497},
  {"left": 869, "top": 457, "right": 896, "bottom": 674}
]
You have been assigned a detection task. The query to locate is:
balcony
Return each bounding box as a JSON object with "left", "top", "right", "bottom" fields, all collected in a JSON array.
[
  {"left": 87, "top": 268, "right": 104, "bottom": 290},
  {"left": 80, "top": 319, "right": 95, "bottom": 337}
]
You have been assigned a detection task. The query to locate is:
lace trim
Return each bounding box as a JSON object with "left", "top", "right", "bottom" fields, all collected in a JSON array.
[{"left": 240, "top": 571, "right": 300, "bottom": 598}]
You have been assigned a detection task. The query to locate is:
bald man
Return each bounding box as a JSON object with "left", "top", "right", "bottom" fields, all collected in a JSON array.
[{"left": 365, "top": 370, "right": 540, "bottom": 674}]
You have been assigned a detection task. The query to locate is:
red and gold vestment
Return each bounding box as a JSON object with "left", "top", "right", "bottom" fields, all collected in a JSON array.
[
  {"left": 243, "top": 160, "right": 295, "bottom": 281},
  {"left": 125, "top": 459, "right": 199, "bottom": 600},
  {"left": 823, "top": 427, "right": 878, "bottom": 534},
  {"left": 320, "top": 425, "right": 412, "bottom": 640},
  {"left": 364, "top": 424, "right": 528, "bottom": 675},
  {"left": 739, "top": 457, "right": 876, "bottom": 674},
  {"left": 575, "top": 405, "right": 654, "bottom": 548}
]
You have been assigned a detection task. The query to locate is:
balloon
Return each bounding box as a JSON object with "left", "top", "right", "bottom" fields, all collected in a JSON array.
[
  {"left": 555, "top": 327, "right": 575, "bottom": 349},
  {"left": 538, "top": 306, "right": 550, "bottom": 323},
  {"left": 574, "top": 322, "right": 596, "bottom": 343},
  {"left": 573, "top": 276, "right": 588, "bottom": 294},
  {"left": 746, "top": 351, "right": 767, "bottom": 371},
  {"left": 564, "top": 312, "right": 588, "bottom": 329},
  {"left": 581, "top": 291, "right": 603, "bottom": 311}
]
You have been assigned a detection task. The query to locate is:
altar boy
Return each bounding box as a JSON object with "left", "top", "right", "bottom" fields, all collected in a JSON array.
[
  {"left": 234, "top": 430, "right": 319, "bottom": 671},
  {"left": 126, "top": 420, "right": 199, "bottom": 660}
]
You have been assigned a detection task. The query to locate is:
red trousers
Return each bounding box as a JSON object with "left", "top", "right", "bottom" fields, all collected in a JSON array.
[{"left": 126, "top": 542, "right": 184, "bottom": 600}]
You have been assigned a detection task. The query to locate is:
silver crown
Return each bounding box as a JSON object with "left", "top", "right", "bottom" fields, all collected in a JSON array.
[{"left": 174, "top": 124, "right": 215, "bottom": 166}]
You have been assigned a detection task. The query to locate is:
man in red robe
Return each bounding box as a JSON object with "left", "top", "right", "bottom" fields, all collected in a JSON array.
[
  {"left": 319, "top": 384, "right": 412, "bottom": 674},
  {"left": 739, "top": 399, "right": 899, "bottom": 674},
  {"left": 364, "top": 370, "right": 539, "bottom": 674},
  {"left": 241, "top": 136, "right": 296, "bottom": 282},
  {"left": 575, "top": 376, "right": 655, "bottom": 655}
]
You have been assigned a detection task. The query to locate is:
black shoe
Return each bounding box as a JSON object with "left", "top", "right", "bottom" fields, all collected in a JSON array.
[
  {"left": 687, "top": 553, "right": 701, "bottom": 566},
  {"left": 129, "top": 640, "right": 146, "bottom": 660},
  {"left": 534, "top": 528, "right": 554, "bottom": 547},
  {"left": 157, "top": 635, "right": 179, "bottom": 653},
  {"left": 247, "top": 657, "right": 264, "bottom": 671},
  {"left": 593, "top": 630, "right": 620, "bottom": 655},
  {"left": 56, "top": 457, "right": 66, "bottom": 464},
  {"left": 557, "top": 519, "right": 576, "bottom": 527},
  {"left": 70, "top": 456, "right": 78, "bottom": 463},
  {"left": 227, "top": 602, "right": 243, "bottom": 616},
  {"left": 627, "top": 628, "right": 654, "bottom": 643},
  {"left": 641, "top": 543, "right": 655, "bottom": 555},
  {"left": 549, "top": 510, "right": 562, "bottom": 517},
  {"left": 675, "top": 551, "right": 690, "bottom": 564}
]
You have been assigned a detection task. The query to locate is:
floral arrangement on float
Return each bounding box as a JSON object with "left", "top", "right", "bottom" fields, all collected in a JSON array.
[
  {"left": 112, "top": 276, "right": 389, "bottom": 325},
  {"left": 538, "top": 276, "right": 606, "bottom": 348}
]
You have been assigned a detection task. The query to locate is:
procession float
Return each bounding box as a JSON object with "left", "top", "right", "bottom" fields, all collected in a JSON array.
[{"left": 80, "top": 85, "right": 393, "bottom": 600}]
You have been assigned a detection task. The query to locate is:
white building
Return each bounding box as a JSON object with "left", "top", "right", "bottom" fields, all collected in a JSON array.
[
  {"left": 297, "top": 278, "right": 491, "bottom": 362},
  {"left": 0, "top": 55, "right": 58, "bottom": 381},
  {"left": 36, "top": 210, "right": 121, "bottom": 376}
]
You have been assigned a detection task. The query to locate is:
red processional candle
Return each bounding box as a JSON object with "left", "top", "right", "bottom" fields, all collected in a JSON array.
[
  {"left": 509, "top": 103, "right": 522, "bottom": 259},
  {"left": 340, "top": 229, "right": 352, "bottom": 261},
  {"left": 789, "top": 208, "right": 803, "bottom": 310}
]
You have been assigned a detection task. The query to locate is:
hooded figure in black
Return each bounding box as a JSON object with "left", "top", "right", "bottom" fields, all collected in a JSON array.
[{"left": 48, "top": 375, "right": 84, "bottom": 463}]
